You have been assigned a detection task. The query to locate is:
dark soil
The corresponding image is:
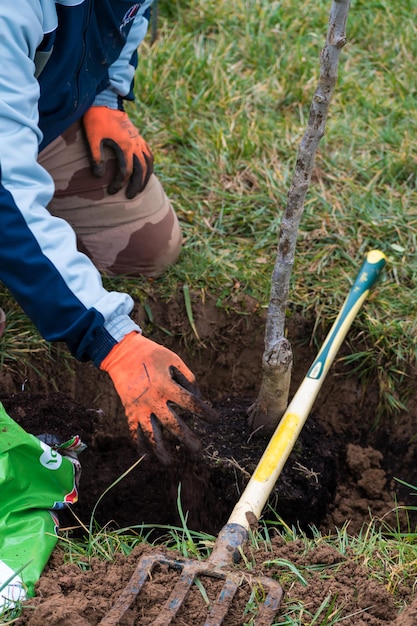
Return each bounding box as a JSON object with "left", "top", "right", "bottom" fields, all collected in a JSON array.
[{"left": 2, "top": 290, "right": 417, "bottom": 625}]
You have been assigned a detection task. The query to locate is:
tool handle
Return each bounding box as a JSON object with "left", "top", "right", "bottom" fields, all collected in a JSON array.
[
  {"left": 228, "top": 249, "right": 386, "bottom": 529},
  {"left": 306, "top": 249, "right": 386, "bottom": 382}
]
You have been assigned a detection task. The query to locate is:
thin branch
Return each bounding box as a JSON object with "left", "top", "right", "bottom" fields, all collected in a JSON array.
[{"left": 265, "top": 0, "right": 351, "bottom": 348}]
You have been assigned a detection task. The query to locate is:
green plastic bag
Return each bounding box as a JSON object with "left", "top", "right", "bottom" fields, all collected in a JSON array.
[{"left": 0, "top": 402, "right": 84, "bottom": 611}]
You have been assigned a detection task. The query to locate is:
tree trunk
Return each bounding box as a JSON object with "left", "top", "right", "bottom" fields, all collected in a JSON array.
[{"left": 248, "top": 0, "right": 351, "bottom": 432}]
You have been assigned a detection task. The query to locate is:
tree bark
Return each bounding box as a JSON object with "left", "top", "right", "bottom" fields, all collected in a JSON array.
[{"left": 248, "top": 0, "right": 351, "bottom": 432}]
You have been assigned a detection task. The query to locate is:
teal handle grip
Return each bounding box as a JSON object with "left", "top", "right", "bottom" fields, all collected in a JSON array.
[
  {"left": 307, "top": 250, "right": 386, "bottom": 381},
  {"left": 350, "top": 249, "right": 387, "bottom": 293}
]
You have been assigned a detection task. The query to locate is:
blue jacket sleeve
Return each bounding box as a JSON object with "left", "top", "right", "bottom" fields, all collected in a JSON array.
[{"left": 0, "top": 1, "right": 140, "bottom": 366}]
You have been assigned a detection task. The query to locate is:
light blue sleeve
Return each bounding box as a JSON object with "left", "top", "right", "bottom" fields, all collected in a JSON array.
[{"left": 93, "top": 0, "right": 154, "bottom": 109}]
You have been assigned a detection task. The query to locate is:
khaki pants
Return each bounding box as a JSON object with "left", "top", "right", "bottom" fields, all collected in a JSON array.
[{"left": 38, "top": 121, "right": 182, "bottom": 277}]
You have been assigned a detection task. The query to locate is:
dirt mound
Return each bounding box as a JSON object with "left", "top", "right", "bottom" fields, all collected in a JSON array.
[{"left": 15, "top": 537, "right": 400, "bottom": 626}]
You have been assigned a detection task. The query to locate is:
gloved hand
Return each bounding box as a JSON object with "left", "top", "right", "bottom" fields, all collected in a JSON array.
[
  {"left": 82, "top": 106, "right": 154, "bottom": 198},
  {"left": 100, "top": 332, "right": 218, "bottom": 464}
]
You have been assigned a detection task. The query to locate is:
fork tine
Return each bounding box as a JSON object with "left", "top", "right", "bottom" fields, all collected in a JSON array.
[
  {"left": 203, "top": 576, "right": 239, "bottom": 626},
  {"left": 98, "top": 555, "right": 162, "bottom": 626},
  {"left": 254, "top": 578, "right": 284, "bottom": 626},
  {"left": 152, "top": 563, "right": 198, "bottom": 626}
]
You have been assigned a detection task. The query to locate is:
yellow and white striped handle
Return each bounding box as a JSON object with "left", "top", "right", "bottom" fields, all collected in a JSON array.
[{"left": 229, "top": 249, "right": 386, "bottom": 528}]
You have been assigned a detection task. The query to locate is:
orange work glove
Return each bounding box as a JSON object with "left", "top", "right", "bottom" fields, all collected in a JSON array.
[
  {"left": 82, "top": 106, "right": 154, "bottom": 198},
  {"left": 100, "top": 332, "right": 218, "bottom": 464}
]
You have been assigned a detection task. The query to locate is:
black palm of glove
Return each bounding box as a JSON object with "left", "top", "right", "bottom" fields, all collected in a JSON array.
[{"left": 83, "top": 106, "right": 154, "bottom": 199}]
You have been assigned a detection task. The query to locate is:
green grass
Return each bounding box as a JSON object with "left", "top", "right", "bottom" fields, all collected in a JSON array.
[{"left": 129, "top": 0, "right": 417, "bottom": 411}]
